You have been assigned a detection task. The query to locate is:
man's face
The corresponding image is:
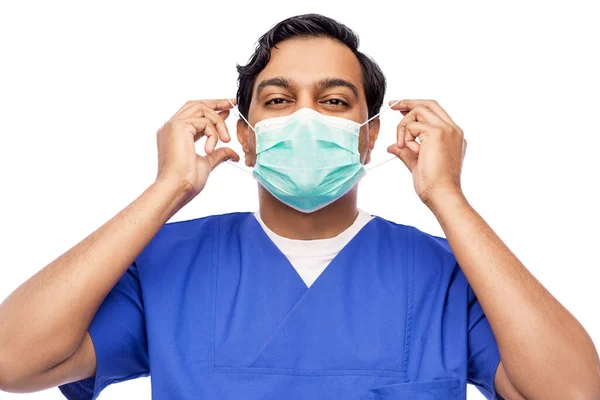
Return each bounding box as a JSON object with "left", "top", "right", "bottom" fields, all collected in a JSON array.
[{"left": 237, "top": 37, "right": 380, "bottom": 166}]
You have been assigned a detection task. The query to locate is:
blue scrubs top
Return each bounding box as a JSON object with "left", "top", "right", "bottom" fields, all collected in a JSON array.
[{"left": 59, "top": 212, "right": 501, "bottom": 399}]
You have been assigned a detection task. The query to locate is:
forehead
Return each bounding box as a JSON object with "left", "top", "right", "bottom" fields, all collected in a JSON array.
[{"left": 254, "top": 37, "right": 364, "bottom": 94}]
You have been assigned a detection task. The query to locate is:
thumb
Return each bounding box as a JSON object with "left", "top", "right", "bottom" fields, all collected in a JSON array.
[
  {"left": 387, "top": 144, "right": 418, "bottom": 172},
  {"left": 205, "top": 147, "right": 240, "bottom": 171}
]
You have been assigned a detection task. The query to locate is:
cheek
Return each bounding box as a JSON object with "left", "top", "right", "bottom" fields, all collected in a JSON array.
[
  {"left": 247, "top": 131, "right": 256, "bottom": 155},
  {"left": 355, "top": 110, "right": 370, "bottom": 154},
  {"left": 357, "top": 129, "right": 370, "bottom": 160},
  {"left": 244, "top": 113, "right": 258, "bottom": 157},
  {"left": 244, "top": 131, "right": 257, "bottom": 167}
]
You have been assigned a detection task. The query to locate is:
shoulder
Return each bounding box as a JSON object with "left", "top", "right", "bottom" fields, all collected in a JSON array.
[
  {"left": 372, "top": 216, "right": 457, "bottom": 270},
  {"left": 373, "top": 216, "right": 452, "bottom": 254},
  {"left": 161, "top": 211, "right": 251, "bottom": 234},
  {"left": 162, "top": 211, "right": 252, "bottom": 236},
  {"left": 137, "top": 212, "right": 253, "bottom": 262}
]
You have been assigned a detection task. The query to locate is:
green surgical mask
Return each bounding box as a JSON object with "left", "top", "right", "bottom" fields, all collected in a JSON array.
[{"left": 227, "top": 100, "right": 398, "bottom": 213}]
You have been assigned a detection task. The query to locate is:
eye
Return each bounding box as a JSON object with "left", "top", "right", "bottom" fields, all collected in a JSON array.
[
  {"left": 265, "top": 97, "right": 291, "bottom": 106},
  {"left": 323, "top": 98, "right": 349, "bottom": 107}
]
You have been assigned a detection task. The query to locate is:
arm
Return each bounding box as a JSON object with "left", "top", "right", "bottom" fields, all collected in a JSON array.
[
  {"left": 0, "top": 177, "right": 193, "bottom": 392},
  {"left": 0, "top": 98, "right": 239, "bottom": 392},
  {"left": 428, "top": 190, "right": 600, "bottom": 399},
  {"left": 387, "top": 99, "right": 600, "bottom": 399}
]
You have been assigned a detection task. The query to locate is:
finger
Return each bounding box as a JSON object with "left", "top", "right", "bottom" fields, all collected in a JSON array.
[
  {"left": 391, "top": 99, "right": 455, "bottom": 125},
  {"left": 396, "top": 122, "right": 406, "bottom": 149},
  {"left": 172, "top": 117, "right": 217, "bottom": 142},
  {"left": 205, "top": 130, "right": 219, "bottom": 154},
  {"left": 389, "top": 99, "right": 411, "bottom": 116},
  {"left": 396, "top": 111, "right": 437, "bottom": 148},
  {"left": 173, "top": 98, "right": 236, "bottom": 119},
  {"left": 202, "top": 107, "right": 231, "bottom": 142},
  {"left": 198, "top": 119, "right": 221, "bottom": 154},
  {"left": 406, "top": 141, "right": 420, "bottom": 154},
  {"left": 387, "top": 144, "right": 418, "bottom": 172},
  {"left": 178, "top": 103, "right": 232, "bottom": 142},
  {"left": 395, "top": 122, "right": 422, "bottom": 153},
  {"left": 178, "top": 98, "right": 236, "bottom": 115},
  {"left": 404, "top": 121, "right": 428, "bottom": 155},
  {"left": 405, "top": 105, "right": 446, "bottom": 126},
  {"left": 205, "top": 147, "right": 240, "bottom": 171},
  {"left": 218, "top": 109, "right": 231, "bottom": 121},
  {"left": 202, "top": 122, "right": 218, "bottom": 145},
  {"left": 389, "top": 99, "right": 410, "bottom": 112},
  {"left": 396, "top": 112, "right": 418, "bottom": 149}
]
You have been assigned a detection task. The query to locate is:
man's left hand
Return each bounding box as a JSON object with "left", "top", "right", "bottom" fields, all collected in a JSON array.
[{"left": 387, "top": 99, "right": 467, "bottom": 207}]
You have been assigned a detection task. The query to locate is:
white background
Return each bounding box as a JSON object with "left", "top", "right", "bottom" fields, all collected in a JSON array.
[{"left": 1, "top": 1, "right": 599, "bottom": 399}]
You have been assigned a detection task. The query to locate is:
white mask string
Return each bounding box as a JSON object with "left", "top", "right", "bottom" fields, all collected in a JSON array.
[
  {"left": 213, "top": 99, "right": 253, "bottom": 175},
  {"left": 363, "top": 99, "right": 401, "bottom": 172},
  {"left": 359, "top": 99, "right": 401, "bottom": 127},
  {"left": 228, "top": 98, "right": 256, "bottom": 133},
  {"left": 221, "top": 98, "right": 402, "bottom": 174}
]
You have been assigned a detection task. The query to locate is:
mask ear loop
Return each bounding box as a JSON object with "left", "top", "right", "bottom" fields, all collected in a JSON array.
[
  {"left": 227, "top": 98, "right": 257, "bottom": 134},
  {"left": 362, "top": 99, "right": 402, "bottom": 172},
  {"left": 214, "top": 99, "right": 255, "bottom": 176}
]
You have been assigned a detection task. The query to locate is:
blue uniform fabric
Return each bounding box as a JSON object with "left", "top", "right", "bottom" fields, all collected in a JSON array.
[{"left": 58, "top": 212, "right": 501, "bottom": 399}]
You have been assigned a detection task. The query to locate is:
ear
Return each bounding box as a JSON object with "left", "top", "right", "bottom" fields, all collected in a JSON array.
[
  {"left": 236, "top": 118, "right": 255, "bottom": 167},
  {"left": 236, "top": 119, "right": 247, "bottom": 150},
  {"left": 364, "top": 118, "right": 381, "bottom": 164},
  {"left": 368, "top": 118, "right": 381, "bottom": 150}
]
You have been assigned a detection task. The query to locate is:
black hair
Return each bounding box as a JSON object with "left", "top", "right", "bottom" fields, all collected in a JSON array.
[{"left": 236, "top": 14, "right": 386, "bottom": 119}]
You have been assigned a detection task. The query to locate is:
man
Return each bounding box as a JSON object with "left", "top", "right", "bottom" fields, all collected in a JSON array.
[{"left": 0, "top": 13, "right": 598, "bottom": 400}]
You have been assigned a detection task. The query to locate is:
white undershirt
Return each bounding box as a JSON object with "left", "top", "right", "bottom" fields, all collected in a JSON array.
[{"left": 253, "top": 209, "right": 374, "bottom": 288}]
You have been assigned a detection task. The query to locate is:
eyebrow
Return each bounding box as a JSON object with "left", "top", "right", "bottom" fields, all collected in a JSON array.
[
  {"left": 256, "top": 77, "right": 295, "bottom": 98},
  {"left": 314, "top": 78, "right": 359, "bottom": 99},
  {"left": 255, "top": 76, "right": 360, "bottom": 99}
]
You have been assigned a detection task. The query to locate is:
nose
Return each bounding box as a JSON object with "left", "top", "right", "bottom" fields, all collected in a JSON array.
[{"left": 293, "top": 90, "right": 319, "bottom": 113}]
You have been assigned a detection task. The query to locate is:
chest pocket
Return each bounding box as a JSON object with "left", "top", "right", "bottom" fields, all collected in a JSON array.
[{"left": 367, "top": 378, "right": 462, "bottom": 399}]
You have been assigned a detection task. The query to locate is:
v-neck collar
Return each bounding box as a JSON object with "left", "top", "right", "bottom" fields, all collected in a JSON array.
[
  {"left": 253, "top": 209, "right": 374, "bottom": 258},
  {"left": 246, "top": 212, "right": 378, "bottom": 290}
]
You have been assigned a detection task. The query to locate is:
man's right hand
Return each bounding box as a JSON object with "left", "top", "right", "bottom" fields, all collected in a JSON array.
[
  {"left": 0, "top": 99, "right": 241, "bottom": 394},
  {"left": 155, "top": 99, "right": 240, "bottom": 200}
]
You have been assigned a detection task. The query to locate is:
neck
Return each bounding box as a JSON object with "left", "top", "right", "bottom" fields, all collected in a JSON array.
[{"left": 258, "top": 185, "right": 359, "bottom": 240}]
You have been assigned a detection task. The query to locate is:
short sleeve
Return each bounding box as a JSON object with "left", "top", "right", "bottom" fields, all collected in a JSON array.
[
  {"left": 58, "top": 263, "right": 149, "bottom": 399},
  {"left": 467, "top": 285, "right": 502, "bottom": 400}
]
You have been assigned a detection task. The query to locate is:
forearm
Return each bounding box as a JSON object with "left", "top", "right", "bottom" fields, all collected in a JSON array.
[
  {"left": 0, "top": 177, "right": 192, "bottom": 381},
  {"left": 427, "top": 190, "right": 600, "bottom": 399}
]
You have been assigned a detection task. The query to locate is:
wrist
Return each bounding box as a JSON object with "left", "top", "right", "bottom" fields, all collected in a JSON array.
[
  {"left": 150, "top": 177, "right": 197, "bottom": 218},
  {"left": 422, "top": 187, "right": 468, "bottom": 215}
]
